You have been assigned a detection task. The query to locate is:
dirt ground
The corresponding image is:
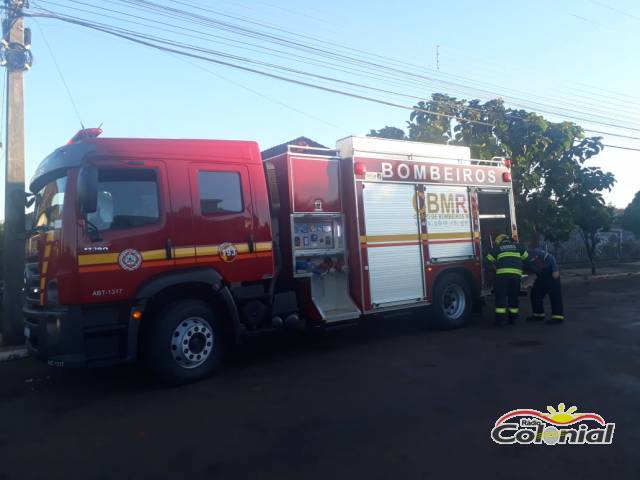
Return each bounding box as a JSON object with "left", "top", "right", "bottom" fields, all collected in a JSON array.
[{"left": 1, "top": 276, "right": 639, "bottom": 480}]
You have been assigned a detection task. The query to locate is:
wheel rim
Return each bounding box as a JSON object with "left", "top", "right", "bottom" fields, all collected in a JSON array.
[
  {"left": 170, "top": 316, "right": 214, "bottom": 369},
  {"left": 442, "top": 284, "right": 466, "bottom": 320}
]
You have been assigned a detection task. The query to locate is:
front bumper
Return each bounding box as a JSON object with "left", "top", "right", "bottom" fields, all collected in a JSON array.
[{"left": 23, "top": 303, "right": 138, "bottom": 368}]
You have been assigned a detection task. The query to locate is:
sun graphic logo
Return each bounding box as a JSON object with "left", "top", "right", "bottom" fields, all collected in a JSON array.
[{"left": 491, "top": 403, "right": 615, "bottom": 446}]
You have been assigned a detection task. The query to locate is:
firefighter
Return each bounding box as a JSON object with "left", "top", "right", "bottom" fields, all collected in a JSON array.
[
  {"left": 486, "top": 234, "right": 528, "bottom": 326},
  {"left": 525, "top": 245, "right": 564, "bottom": 324}
]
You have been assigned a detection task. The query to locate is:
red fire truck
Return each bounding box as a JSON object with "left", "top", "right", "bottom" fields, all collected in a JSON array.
[{"left": 23, "top": 130, "right": 516, "bottom": 383}]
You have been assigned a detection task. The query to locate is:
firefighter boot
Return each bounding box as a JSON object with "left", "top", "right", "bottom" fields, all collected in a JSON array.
[
  {"left": 508, "top": 308, "right": 519, "bottom": 325},
  {"left": 494, "top": 307, "right": 507, "bottom": 327},
  {"left": 546, "top": 314, "right": 564, "bottom": 325},
  {"left": 526, "top": 313, "right": 546, "bottom": 322}
]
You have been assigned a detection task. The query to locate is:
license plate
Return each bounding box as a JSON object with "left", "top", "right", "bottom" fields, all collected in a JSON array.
[{"left": 24, "top": 327, "right": 30, "bottom": 339}]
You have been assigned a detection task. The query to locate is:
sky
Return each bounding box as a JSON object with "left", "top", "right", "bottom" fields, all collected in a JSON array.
[{"left": 4, "top": 0, "right": 640, "bottom": 213}]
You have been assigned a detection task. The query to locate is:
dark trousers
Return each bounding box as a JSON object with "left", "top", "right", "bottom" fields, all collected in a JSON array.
[
  {"left": 494, "top": 274, "right": 521, "bottom": 324},
  {"left": 531, "top": 274, "right": 564, "bottom": 320}
]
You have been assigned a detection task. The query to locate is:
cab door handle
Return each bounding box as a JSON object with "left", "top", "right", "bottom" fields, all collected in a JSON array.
[{"left": 248, "top": 234, "right": 255, "bottom": 253}]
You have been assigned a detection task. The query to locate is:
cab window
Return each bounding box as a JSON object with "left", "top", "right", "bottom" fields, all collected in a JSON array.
[
  {"left": 35, "top": 176, "right": 67, "bottom": 229},
  {"left": 198, "top": 171, "right": 243, "bottom": 215},
  {"left": 87, "top": 169, "right": 160, "bottom": 231}
]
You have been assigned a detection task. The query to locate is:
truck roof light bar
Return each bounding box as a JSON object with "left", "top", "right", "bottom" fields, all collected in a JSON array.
[{"left": 67, "top": 128, "right": 103, "bottom": 145}]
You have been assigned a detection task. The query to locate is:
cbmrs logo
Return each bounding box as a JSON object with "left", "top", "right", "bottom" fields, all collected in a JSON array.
[{"left": 426, "top": 193, "right": 468, "bottom": 214}]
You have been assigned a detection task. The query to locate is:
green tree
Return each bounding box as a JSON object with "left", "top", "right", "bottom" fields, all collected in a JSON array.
[
  {"left": 368, "top": 93, "right": 616, "bottom": 270},
  {"left": 569, "top": 198, "right": 615, "bottom": 274},
  {"left": 620, "top": 191, "right": 640, "bottom": 235},
  {"left": 367, "top": 126, "right": 407, "bottom": 140}
]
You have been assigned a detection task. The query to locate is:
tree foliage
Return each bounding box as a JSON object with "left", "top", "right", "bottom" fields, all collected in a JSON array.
[
  {"left": 368, "top": 93, "right": 616, "bottom": 270},
  {"left": 367, "top": 126, "right": 406, "bottom": 140},
  {"left": 620, "top": 191, "right": 640, "bottom": 235}
]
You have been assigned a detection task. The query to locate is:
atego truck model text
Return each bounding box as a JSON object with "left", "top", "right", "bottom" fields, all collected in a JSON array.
[{"left": 23, "top": 131, "right": 517, "bottom": 382}]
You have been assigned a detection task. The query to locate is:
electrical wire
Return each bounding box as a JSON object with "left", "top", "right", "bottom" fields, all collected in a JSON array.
[
  {"left": 27, "top": 10, "right": 496, "bottom": 127},
  {"left": 34, "top": 0, "right": 640, "bottom": 132},
  {"left": 27, "top": 7, "right": 640, "bottom": 144},
  {"left": 54, "top": 0, "right": 640, "bottom": 129},
  {"left": 169, "top": 52, "right": 351, "bottom": 133},
  {"left": 602, "top": 144, "right": 640, "bottom": 152},
  {"left": 32, "top": 18, "right": 85, "bottom": 128}
]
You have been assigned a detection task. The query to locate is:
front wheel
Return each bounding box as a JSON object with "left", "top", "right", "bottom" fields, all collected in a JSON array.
[
  {"left": 146, "top": 300, "right": 224, "bottom": 384},
  {"left": 432, "top": 272, "right": 473, "bottom": 329}
]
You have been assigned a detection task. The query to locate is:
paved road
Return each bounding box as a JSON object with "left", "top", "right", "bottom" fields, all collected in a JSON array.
[{"left": 1, "top": 277, "right": 639, "bottom": 479}]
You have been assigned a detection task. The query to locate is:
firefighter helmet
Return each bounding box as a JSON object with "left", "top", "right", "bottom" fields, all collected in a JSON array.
[{"left": 495, "top": 234, "right": 509, "bottom": 245}]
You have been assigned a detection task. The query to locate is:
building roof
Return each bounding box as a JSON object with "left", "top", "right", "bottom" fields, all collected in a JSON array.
[{"left": 260, "top": 136, "right": 329, "bottom": 160}]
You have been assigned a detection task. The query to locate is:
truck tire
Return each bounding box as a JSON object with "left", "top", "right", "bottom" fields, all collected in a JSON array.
[
  {"left": 432, "top": 272, "right": 473, "bottom": 329},
  {"left": 146, "top": 300, "right": 223, "bottom": 384}
]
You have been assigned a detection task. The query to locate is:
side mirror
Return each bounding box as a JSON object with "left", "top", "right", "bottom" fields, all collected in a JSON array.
[{"left": 77, "top": 165, "right": 98, "bottom": 215}]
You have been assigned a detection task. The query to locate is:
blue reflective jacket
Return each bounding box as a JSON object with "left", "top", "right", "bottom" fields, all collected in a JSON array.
[{"left": 526, "top": 248, "right": 558, "bottom": 275}]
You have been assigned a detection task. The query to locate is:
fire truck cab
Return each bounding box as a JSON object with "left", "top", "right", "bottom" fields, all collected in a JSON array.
[{"left": 24, "top": 131, "right": 516, "bottom": 383}]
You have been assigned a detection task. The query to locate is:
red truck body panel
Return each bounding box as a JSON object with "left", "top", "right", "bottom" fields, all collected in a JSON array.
[
  {"left": 24, "top": 133, "right": 517, "bottom": 370},
  {"left": 34, "top": 138, "right": 275, "bottom": 308}
]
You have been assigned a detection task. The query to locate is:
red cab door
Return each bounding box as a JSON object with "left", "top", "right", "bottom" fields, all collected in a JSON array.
[
  {"left": 188, "top": 164, "right": 257, "bottom": 282},
  {"left": 77, "top": 160, "right": 173, "bottom": 304}
]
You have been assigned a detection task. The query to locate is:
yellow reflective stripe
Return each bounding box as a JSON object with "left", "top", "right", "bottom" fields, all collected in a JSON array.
[
  {"left": 255, "top": 242, "right": 273, "bottom": 252},
  {"left": 509, "top": 308, "right": 519, "bottom": 313},
  {"left": 141, "top": 249, "right": 167, "bottom": 261},
  {"left": 496, "top": 251, "right": 522, "bottom": 260},
  {"left": 486, "top": 254, "right": 496, "bottom": 262},
  {"left": 78, "top": 253, "right": 119, "bottom": 266},
  {"left": 236, "top": 243, "right": 251, "bottom": 254},
  {"left": 422, "top": 232, "right": 472, "bottom": 240},
  {"left": 551, "top": 315, "right": 564, "bottom": 320},
  {"left": 196, "top": 245, "right": 219, "bottom": 256},
  {"left": 521, "top": 251, "right": 529, "bottom": 260},
  {"left": 533, "top": 313, "right": 545, "bottom": 317},
  {"left": 496, "top": 268, "right": 522, "bottom": 275},
  {"left": 174, "top": 247, "right": 196, "bottom": 258},
  {"left": 495, "top": 307, "right": 507, "bottom": 314},
  {"left": 361, "top": 234, "right": 419, "bottom": 243}
]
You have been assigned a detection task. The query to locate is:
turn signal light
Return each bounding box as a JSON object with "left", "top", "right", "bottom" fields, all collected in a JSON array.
[
  {"left": 502, "top": 172, "right": 512, "bottom": 182},
  {"left": 132, "top": 311, "right": 142, "bottom": 320},
  {"left": 354, "top": 162, "right": 367, "bottom": 175}
]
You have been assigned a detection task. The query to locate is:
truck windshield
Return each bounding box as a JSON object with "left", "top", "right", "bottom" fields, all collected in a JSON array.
[{"left": 33, "top": 175, "right": 67, "bottom": 230}]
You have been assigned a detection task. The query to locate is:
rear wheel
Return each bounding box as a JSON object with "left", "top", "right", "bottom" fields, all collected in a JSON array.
[
  {"left": 432, "top": 272, "right": 473, "bottom": 329},
  {"left": 146, "top": 300, "right": 224, "bottom": 384}
]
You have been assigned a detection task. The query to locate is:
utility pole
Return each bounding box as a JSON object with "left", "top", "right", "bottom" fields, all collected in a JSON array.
[
  {"left": 1, "top": 0, "right": 31, "bottom": 345},
  {"left": 436, "top": 44, "right": 440, "bottom": 71}
]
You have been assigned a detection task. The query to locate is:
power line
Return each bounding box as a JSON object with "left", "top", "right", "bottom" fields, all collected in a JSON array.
[
  {"left": 170, "top": 52, "right": 351, "bottom": 133},
  {"left": 61, "top": 0, "right": 640, "bottom": 131},
  {"left": 589, "top": 0, "right": 640, "bottom": 22},
  {"left": 35, "top": 0, "right": 640, "bottom": 132},
  {"left": 602, "top": 144, "right": 640, "bottom": 152},
  {"left": 28, "top": 10, "right": 497, "bottom": 127},
  {"left": 28, "top": 7, "right": 640, "bottom": 144},
  {"left": 32, "top": 18, "right": 85, "bottom": 128}
]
